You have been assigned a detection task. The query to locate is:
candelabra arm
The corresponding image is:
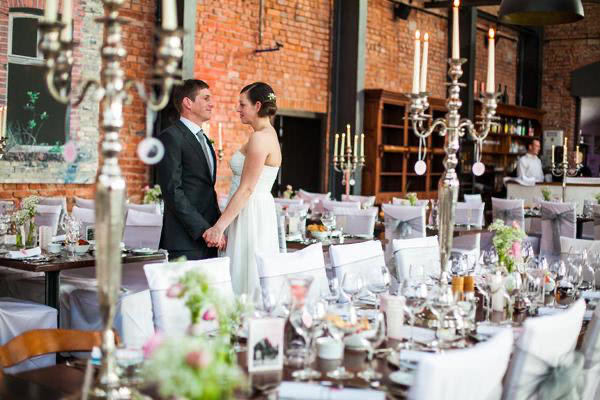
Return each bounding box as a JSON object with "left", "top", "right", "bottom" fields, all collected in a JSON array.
[
  {"left": 45, "top": 68, "right": 71, "bottom": 104},
  {"left": 73, "top": 79, "right": 102, "bottom": 107},
  {"left": 411, "top": 116, "right": 448, "bottom": 139}
]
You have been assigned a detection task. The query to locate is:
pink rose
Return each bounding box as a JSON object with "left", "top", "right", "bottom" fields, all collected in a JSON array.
[
  {"left": 142, "top": 332, "right": 164, "bottom": 359},
  {"left": 166, "top": 283, "right": 185, "bottom": 298},
  {"left": 202, "top": 308, "right": 217, "bottom": 321},
  {"left": 511, "top": 241, "right": 521, "bottom": 260},
  {"left": 143, "top": 185, "right": 150, "bottom": 191},
  {"left": 512, "top": 221, "right": 521, "bottom": 230},
  {"left": 185, "top": 350, "right": 213, "bottom": 369}
]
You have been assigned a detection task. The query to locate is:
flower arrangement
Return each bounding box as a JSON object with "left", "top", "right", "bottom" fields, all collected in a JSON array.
[
  {"left": 488, "top": 219, "right": 526, "bottom": 273},
  {"left": 282, "top": 184, "right": 296, "bottom": 199},
  {"left": 143, "top": 184, "right": 162, "bottom": 204},
  {"left": 406, "top": 192, "right": 418, "bottom": 206},
  {"left": 14, "top": 196, "right": 39, "bottom": 247},
  {"left": 541, "top": 188, "right": 552, "bottom": 202}
]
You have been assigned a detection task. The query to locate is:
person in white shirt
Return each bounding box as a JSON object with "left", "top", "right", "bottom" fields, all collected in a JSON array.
[{"left": 517, "top": 138, "right": 544, "bottom": 183}]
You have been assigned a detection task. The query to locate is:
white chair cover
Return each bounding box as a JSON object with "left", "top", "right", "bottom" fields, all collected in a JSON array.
[
  {"left": 35, "top": 204, "right": 63, "bottom": 236},
  {"left": 342, "top": 194, "right": 375, "bottom": 208},
  {"left": 455, "top": 202, "right": 485, "bottom": 227},
  {"left": 276, "top": 203, "right": 309, "bottom": 215},
  {"left": 502, "top": 299, "right": 587, "bottom": 400},
  {"left": 382, "top": 204, "right": 426, "bottom": 241},
  {"left": 71, "top": 206, "right": 95, "bottom": 240},
  {"left": 322, "top": 200, "right": 360, "bottom": 211},
  {"left": 559, "top": 236, "right": 600, "bottom": 257},
  {"left": 256, "top": 243, "right": 327, "bottom": 309},
  {"left": 123, "top": 209, "right": 163, "bottom": 250},
  {"left": 127, "top": 203, "right": 161, "bottom": 215},
  {"left": 492, "top": 197, "right": 525, "bottom": 229},
  {"left": 540, "top": 201, "right": 576, "bottom": 258},
  {"left": 452, "top": 234, "right": 480, "bottom": 270},
  {"left": 296, "top": 190, "right": 330, "bottom": 213},
  {"left": 0, "top": 298, "right": 57, "bottom": 373},
  {"left": 331, "top": 207, "right": 377, "bottom": 238},
  {"left": 593, "top": 205, "right": 600, "bottom": 241},
  {"left": 0, "top": 200, "right": 15, "bottom": 215},
  {"left": 74, "top": 197, "right": 94, "bottom": 210},
  {"left": 391, "top": 236, "right": 440, "bottom": 282},
  {"left": 38, "top": 196, "right": 67, "bottom": 227},
  {"left": 581, "top": 307, "right": 600, "bottom": 400},
  {"left": 144, "top": 257, "right": 232, "bottom": 338},
  {"left": 329, "top": 241, "right": 385, "bottom": 295},
  {"left": 464, "top": 194, "right": 483, "bottom": 203},
  {"left": 274, "top": 198, "right": 304, "bottom": 207},
  {"left": 581, "top": 222, "right": 594, "bottom": 240},
  {"left": 391, "top": 197, "right": 428, "bottom": 207},
  {"left": 410, "top": 328, "right": 513, "bottom": 400}
]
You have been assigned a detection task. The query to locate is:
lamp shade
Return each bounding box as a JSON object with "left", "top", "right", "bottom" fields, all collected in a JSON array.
[{"left": 499, "top": 0, "right": 584, "bottom": 25}]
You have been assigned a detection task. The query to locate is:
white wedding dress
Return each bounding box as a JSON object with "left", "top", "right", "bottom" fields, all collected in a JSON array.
[{"left": 225, "top": 150, "right": 280, "bottom": 295}]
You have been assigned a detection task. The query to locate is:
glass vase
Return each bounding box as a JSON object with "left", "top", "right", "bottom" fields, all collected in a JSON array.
[
  {"left": 15, "top": 225, "right": 24, "bottom": 248},
  {"left": 25, "top": 220, "right": 37, "bottom": 248}
]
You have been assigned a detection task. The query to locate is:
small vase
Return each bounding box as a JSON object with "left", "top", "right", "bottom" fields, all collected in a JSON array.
[
  {"left": 15, "top": 226, "right": 24, "bottom": 248},
  {"left": 25, "top": 221, "right": 37, "bottom": 248}
]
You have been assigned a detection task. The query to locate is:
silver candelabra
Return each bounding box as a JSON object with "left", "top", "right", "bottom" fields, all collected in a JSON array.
[
  {"left": 407, "top": 58, "right": 499, "bottom": 285},
  {"left": 0, "top": 137, "right": 6, "bottom": 160},
  {"left": 551, "top": 155, "right": 582, "bottom": 203},
  {"left": 332, "top": 140, "right": 365, "bottom": 197},
  {"left": 38, "top": 0, "right": 182, "bottom": 397}
]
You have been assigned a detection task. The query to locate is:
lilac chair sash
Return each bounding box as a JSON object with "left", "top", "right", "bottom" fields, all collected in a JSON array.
[
  {"left": 541, "top": 206, "right": 576, "bottom": 256},
  {"left": 385, "top": 215, "right": 423, "bottom": 239}
]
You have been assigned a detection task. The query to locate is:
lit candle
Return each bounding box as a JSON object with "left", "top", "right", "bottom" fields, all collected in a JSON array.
[
  {"left": 334, "top": 133, "right": 339, "bottom": 157},
  {"left": 340, "top": 133, "right": 345, "bottom": 158},
  {"left": 420, "top": 33, "right": 429, "bottom": 93},
  {"left": 218, "top": 122, "right": 223, "bottom": 150},
  {"left": 60, "top": 0, "right": 72, "bottom": 41},
  {"left": 354, "top": 132, "right": 359, "bottom": 156},
  {"left": 346, "top": 124, "right": 351, "bottom": 139},
  {"left": 0, "top": 106, "right": 5, "bottom": 138},
  {"left": 44, "top": 0, "right": 58, "bottom": 21},
  {"left": 486, "top": 29, "right": 495, "bottom": 94},
  {"left": 162, "top": 0, "right": 177, "bottom": 30},
  {"left": 412, "top": 30, "right": 421, "bottom": 94},
  {"left": 576, "top": 145, "right": 580, "bottom": 163},
  {"left": 552, "top": 144, "right": 555, "bottom": 164},
  {"left": 563, "top": 137, "right": 568, "bottom": 163},
  {"left": 452, "top": 0, "right": 460, "bottom": 59},
  {"left": 360, "top": 133, "right": 365, "bottom": 157}
]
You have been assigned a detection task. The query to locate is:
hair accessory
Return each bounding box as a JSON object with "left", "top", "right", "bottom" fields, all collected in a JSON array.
[{"left": 267, "top": 93, "right": 276, "bottom": 102}]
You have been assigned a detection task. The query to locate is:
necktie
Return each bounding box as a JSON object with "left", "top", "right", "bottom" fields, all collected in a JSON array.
[{"left": 195, "top": 128, "right": 214, "bottom": 179}]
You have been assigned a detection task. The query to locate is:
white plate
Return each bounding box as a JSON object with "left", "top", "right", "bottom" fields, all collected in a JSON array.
[
  {"left": 389, "top": 370, "right": 415, "bottom": 386},
  {"left": 131, "top": 248, "right": 155, "bottom": 255}
]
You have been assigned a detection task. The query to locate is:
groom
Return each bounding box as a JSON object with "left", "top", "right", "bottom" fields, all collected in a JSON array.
[{"left": 157, "top": 79, "right": 224, "bottom": 260}]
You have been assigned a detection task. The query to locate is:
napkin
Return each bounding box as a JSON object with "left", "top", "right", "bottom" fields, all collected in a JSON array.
[
  {"left": 5, "top": 247, "right": 41, "bottom": 259},
  {"left": 582, "top": 291, "right": 600, "bottom": 300},
  {"left": 538, "top": 306, "right": 593, "bottom": 320},
  {"left": 278, "top": 382, "right": 385, "bottom": 400},
  {"left": 398, "top": 349, "right": 427, "bottom": 363}
]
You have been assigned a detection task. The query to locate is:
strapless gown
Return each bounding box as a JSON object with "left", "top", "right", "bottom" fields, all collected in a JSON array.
[{"left": 225, "top": 151, "right": 280, "bottom": 295}]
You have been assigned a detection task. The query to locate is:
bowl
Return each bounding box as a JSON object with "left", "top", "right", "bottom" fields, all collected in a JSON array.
[
  {"left": 47, "top": 243, "right": 62, "bottom": 254},
  {"left": 74, "top": 244, "right": 90, "bottom": 254},
  {"left": 310, "top": 230, "right": 329, "bottom": 241}
]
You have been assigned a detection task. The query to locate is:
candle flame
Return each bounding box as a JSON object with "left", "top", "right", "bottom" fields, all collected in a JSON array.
[
  {"left": 489, "top": 28, "right": 495, "bottom": 39},
  {"left": 415, "top": 30, "right": 420, "bottom": 40},
  {"left": 453, "top": 0, "right": 459, "bottom": 7},
  {"left": 424, "top": 32, "right": 429, "bottom": 41}
]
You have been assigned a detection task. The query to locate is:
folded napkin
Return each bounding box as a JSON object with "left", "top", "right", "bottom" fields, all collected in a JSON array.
[
  {"left": 278, "top": 382, "right": 385, "bottom": 400},
  {"left": 5, "top": 247, "right": 41, "bottom": 259},
  {"left": 582, "top": 291, "right": 600, "bottom": 300}
]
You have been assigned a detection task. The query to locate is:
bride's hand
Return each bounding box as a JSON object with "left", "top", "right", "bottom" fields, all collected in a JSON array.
[{"left": 203, "top": 226, "right": 224, "bottom": 247}]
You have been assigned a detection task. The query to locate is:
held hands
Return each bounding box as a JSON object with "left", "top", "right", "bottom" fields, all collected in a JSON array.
[{"left": 203, "top": 225, "right": 227, "bottom": 250}]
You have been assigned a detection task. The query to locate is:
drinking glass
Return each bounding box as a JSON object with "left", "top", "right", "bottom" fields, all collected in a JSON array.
[
  {"left": 0, "top": 215, "right": 10, "bottom": 250},
  {"left": 357, "top": 311, "right": 386, "bottom": 382},
  {"left": 455, "top": 295, "right": 476, "bottom": 340},
  {"left": 325, "top": 302, "right": 361, "bottom": 379},
  {"left": 401, "top": 280, "right": 427, "bottom": 349},
  {"left": 290, "top": 298, "right": 326, "bottom": 381},
  {"left": 475, "top": 274, "right": 491, "bottom": 321},
  {"left": 465, "top": 207, "right": 473, "bottom": 228},
  {"left": 341, "top": 272, "right": 363, "bottom": 304},
  {"left": 320, "top": 279, "right": 340, "bottom": 305},
  {"left": 365, "top": 265, "right": 391, "bottom": 310},
  {"left": 320, "top": 212, "right": 336, "bottom": 244},
  {"left": 62, "top": 215, "right": 80, "bottom": 260}
]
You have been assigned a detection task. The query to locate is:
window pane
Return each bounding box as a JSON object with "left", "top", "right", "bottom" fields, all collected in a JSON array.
[
  {"left": 7, "top": 63, "right": 67, "bottom": 146},
  {"left": 11, "top": 17, "right": 38, "bottom": 58}
]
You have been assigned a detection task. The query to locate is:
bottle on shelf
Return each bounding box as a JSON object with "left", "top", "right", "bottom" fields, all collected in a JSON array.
[
  {"left": 497, "top": 83, "right": 502, "bottom": 98},
  {"left": 502, "top": 85, "right": 509, "bottom": 104},
  {"left": 503, "top": 117, "right": 509, "bottom": 135},
  {"left": 480, "top": 81, "right": 486, "bottom": 98},
  {"left": 528, "top": 120, "right": 534, "bottom": 137}
]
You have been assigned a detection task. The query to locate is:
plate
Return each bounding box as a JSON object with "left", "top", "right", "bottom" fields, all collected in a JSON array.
[
  {"left": 389, "top": 370, "right": 415, "bottom": 386},
  {"left": 386, "top": 352, "right": 420, "bottom": 370},
  {"left": 131, "top": 248, "right": 156, "bottom": 255}
]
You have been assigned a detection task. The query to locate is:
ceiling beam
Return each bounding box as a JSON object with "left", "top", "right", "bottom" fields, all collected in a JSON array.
[{"left": 423, "top": 0, "right": 500, "bottom": 8}]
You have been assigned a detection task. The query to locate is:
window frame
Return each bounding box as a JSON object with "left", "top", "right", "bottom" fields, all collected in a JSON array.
[{"left": 8, "top": 11, "right": 44, "bottom": 65}]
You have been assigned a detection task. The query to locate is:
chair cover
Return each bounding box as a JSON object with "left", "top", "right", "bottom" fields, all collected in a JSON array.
[
  {"left": 144, "top": 257, "right": 233, "bottom": 338},
  {"left": 127, "top": 203, "right": 161, "bottom": 215},
  {"left": 464, "top": 194, "right": 483, "bottom": 203},
  {"left": 391, "top": 197, "right": 428, "bottom": 207},
  {"left": 382, "top": 204, "right": 426, "bottom": 241},
  {"left": 559, "top": 236, "right": 600, "bottom": 257},
  {"left": 74, "top": 197, "right": 94, "bottom": 210},
  {"left": 0, "top": 298, "right": 57, "bottom": 373},
  {"left": 492, "top": 198, "right": 525, "bottom": 229},
  {"left": 342, "top": 194, "right": 375, "bottom": 208},
  {"left": 123, "top": 209, "right": 163, "bottom": 250},
  {"left": 329, "top": 241, "right": 386, "bottom": 297},
  {"left": 502, "top": 299, "right": 586, "bottom": 400},
  {"left": 35, "top": 205, "right": 63, "bottom": 236},
  {"left": 322, "top": 200, "right": 360, "bottom": 211},
  {"left": 410, "top": 328, "right": 513, "bottom": 400},
  {"left": 296, "top": 190, "right": 330, "bottom": 213},
  {"left": 331, "top": 207, "right": 377, "bottom": 238},
  {"left": 256, "top": 243, "right": 327, "bottom": 309},
  {"left": 274, "top": 198, "right": 304, "bottom": 207},
  {"left": 455, "top": 202, "right": 485, "bottom": 227},
  {"left": 452, "top": 234, "right": 480, "bottom": 270},
  {"left": 593, "top": 205, "right": 600, "bottom": 241},
  {"left": 38, "top": 196, "right": 67, "bottom": 227},
  {"left": 391, "top": 236, "right": 440, "bottom": 282},
  {"left": 71, "top": 206, "right": 95, "bottom": 240},
  {"left": 581, "top": 307, "right": 600, "bottom": 400},
  {"left": 581, "top": 222, "right": 594, "bottom": 240},
  {"left": 0, "top": 200, "right": 15, "bottom": 215},
  {"left": 540, "top": 201, "right": 576, "bottom": 258}
]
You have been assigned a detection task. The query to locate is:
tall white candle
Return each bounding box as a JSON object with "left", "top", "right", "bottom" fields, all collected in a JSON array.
[
  {"left": 340, "top": 134, "right": 345, "bottom": 158},
  {"left": 354, "top": 132, "right": 359, "bottom": 156},
  {"left": 162, "top": 0, "right": 177, "bottom": 30},
  {"left": 452, "top": 0, "right": 460, "bottom": 59},
  {"left": 420, "top": 33, "right": 429, "bottom": 93},
  {"left": 412, "top": 30, "right": 421, "bottom": 94},
  {"left": 218, "top": 123, "right": 223, "bottom": 150},
  {"left": 44, "top": 0, "right": 58, "bottom": 21},
  {"left": 0, "top": 106, "right": 5, "bottom": 138},
  {"left": 360, "top": 133, "right": 365, "bottom": 157},
  {"left": 334, "top": 133, "right": 339, "bottom": 158},
  {"left": 60, "top": 0, "right": 72, "bottom": 41},
  {"left": 564, "top": 138, "right": 568, "bottom": 163},
  {"left": 486, "top": 29, "right": 495, "bottom": 94},
  {"left": 552, "top": 144, "right": 555, "bottom": 164}
]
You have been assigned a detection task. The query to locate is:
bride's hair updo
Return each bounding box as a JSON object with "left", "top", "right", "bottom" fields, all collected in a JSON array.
[{"left": 240, "top": 82, "right": 277, "bottom": 117}]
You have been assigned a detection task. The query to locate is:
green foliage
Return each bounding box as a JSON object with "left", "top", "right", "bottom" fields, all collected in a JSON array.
[
  {"left": 142, "top": 184, "right": 162, "bottom": 204},
  {"left": 489, "top": 219, "right": 526, "bottom": 273},
  {"left": 406, "top": 192, "right": 418, "bottom": 206},
  {"left": 541, "top": 188, "right": 552, "bottom": 202},
  {"left": 10, "top": 91, "right": 50, "bottom": 146}
]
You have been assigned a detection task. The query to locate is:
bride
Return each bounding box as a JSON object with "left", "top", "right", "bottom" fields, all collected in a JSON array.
[{"left": 203, "top": 82, "right": 281, "bottom": 295}]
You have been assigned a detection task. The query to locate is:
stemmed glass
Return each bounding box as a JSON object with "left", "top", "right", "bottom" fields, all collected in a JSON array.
[
  {"left": 0, "top": 214, "right": 10, "bottom": 250},
  {"left": 341, "top": 272, "right": 363, "bottom": 305},
  {"left": 62, "top": 215, "right": 80, "bottom": 260},
  {"left": 325, "top": 302, "right": 361, "bottom": 380},
  {"left": 400, "top": 279, "right": 428, "bottom": 349},
  {"left": 357, "top": 311, "right": 386, "bottom": 382},
  {"left": 465, "top": 207, "right": 473, "bottom": 229},
  {"left": 290, "top": 298, "right": 326, "bottom": 381},
  {"left": 429, "top": 199, "right": 438, "bottom": 229},
  {"left": 475, "top": 275, "right": 491, "bottom": 321},
  {"left": 320, "top": 212, "right": 336, "bottom": 244},
  {"left": 320, "top": 279, "right": 340, "bottom": 305},
  {"left": 365, "top": 265, "right": 391, "bottom": 310}
]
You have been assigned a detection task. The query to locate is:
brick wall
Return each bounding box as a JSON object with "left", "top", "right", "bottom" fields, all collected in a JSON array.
[{"left": 542, "top": 3, "right": 600, "bottom": 146}]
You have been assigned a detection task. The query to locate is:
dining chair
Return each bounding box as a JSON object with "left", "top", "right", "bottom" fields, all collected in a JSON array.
[
  {"left": 296, "top": 190, "right": 330, "bottom": 214},
  {"left": 391, "top": 236, "right": 440, "bottom": 283},
  {"left": 382, "top": 204, "right": 426, "bottom": 268},
  {"left": 35, "top": 204, "right": 63, "bottom": 236},
  {"left": 391, "top": 197, "right": 428, "bottom": 207},
  {"left": 540, "top": 201, "right": 576, "bottom": 260},
  {"left": 331, "top": 206, "right": 378, "bottom": 238},
  {"left": 455, "top": 202, "right": 485, "bottom": 227},
  {"left": 74, "top": 197, "right": 94, "bottom": 210},
  {"left": 38, "top": 196, "right": 68, "bottom": 228},
  {"left": 321, "top": 199, "right": 360, "bottom": 211},
  {"left": 491, "top": 197, "right": 525, "bottom": 229},
  {"left": 127, "top": 203, "right": 161, "bottom": 215},
  {"left": 123, "top": 209, "right": 163, "bottom": 250},
  {"left": 342, "top": 194, "right": 376, "bottom": 208},
  {"left": 463, "top": 193, "right": 483, "bottom": 203}
]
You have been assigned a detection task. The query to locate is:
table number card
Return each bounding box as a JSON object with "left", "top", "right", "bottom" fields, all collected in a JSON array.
[{"left": 247, "top": 318, "right": 284, "bottom": 372}]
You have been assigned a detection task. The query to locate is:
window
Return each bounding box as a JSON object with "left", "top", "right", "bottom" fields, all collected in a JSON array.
[{"left": 6, "top": 10, "right": 68, "bottom": 148}]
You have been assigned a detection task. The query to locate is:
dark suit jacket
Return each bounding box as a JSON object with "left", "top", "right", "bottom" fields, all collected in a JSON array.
[{"left": 157, "top": 119, "right": 220, "bottom": 259}]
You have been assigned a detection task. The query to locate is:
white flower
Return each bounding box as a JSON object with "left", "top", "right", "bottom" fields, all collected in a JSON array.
[{"left": 267, "top": 93, "right": 276, "bottom": 102}]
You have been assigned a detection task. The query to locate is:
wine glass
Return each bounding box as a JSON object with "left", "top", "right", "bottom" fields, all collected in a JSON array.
[
  {"left": 365, "top": 265, "right": 391, "bottom": 310},
  {"left": 290, "top": 298, "right": 326, "bottom": 381},
  {"left": 465, "top": 207, "right": 473, "bottom": 228},
  {"left": 320, "top": 212, "right": 336, "bottom": 244},
  {"left": 0, "top": 214, "right": 10, "bottom": 250},
  {"left": 357, "top": 311, "right": 386, "bottom": 382},
  {"left": 400, "top": 280, "right": 427, "bottom": 349},
  {"left": 320, "top": 279, "right": 340, "bottom": 305},
  {"left": 341, "top": 272, "right": 363, "bottom": 305},
  {"left": 325, "top": 302, "right": 361, "bottom": 379},
  {"left": 62, "top": 215, "right": 80, "bottom": 260}
]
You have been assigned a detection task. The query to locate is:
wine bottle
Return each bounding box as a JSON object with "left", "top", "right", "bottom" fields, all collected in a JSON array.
[{"left": 503, "top": 85, "right": 509, "bottom": 104}]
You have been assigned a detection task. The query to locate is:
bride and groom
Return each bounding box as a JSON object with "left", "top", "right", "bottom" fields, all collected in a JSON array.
[{"left": 157, "top": 79, "right": 281, "bottom": 295}]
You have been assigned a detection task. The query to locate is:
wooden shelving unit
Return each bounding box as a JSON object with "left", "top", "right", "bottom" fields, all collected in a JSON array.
[{"left": 362, "top": 89, "right": 447, "bottom": 204}]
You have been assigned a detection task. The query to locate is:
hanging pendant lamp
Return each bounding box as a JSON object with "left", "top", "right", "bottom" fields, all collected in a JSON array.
[{"left": 499, "top": 0, "right": 584, "bottom": 25}]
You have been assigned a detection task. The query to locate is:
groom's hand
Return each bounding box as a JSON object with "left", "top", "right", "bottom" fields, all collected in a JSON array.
[{"left": 218, "top": 235, "right": 227, "bottom": 251}]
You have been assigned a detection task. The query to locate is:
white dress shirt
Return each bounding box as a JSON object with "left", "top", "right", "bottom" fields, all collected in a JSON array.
[
  {"left": 180, "top": 117, "right": 215, "bottom": 177},
  {"left": 517, "top": 153, "right": 544, "bottom": 183}
]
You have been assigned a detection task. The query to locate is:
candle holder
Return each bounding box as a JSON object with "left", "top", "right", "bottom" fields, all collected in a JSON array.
[
  {"left": 551, "top": 158, "right": 582, "bottom": 202},
  {"left": 332, "top": 142, "right": 365, "bottom": 197},
  {"left": 406, "top": 57, "right": 500, "bottom": 286},
  {"left": 0, "top": 137, "right": 6, "bottom": 160},
  {"left": 38, "top": 1, "right": 182, "bottom": 398}
]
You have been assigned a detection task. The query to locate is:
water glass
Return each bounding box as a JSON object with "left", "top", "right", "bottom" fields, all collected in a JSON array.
[
  {"left": 320, "top": 212, "right": 336, "bottom": 243},
  {"left": 325, "top": 302, "right": 361, "bottom": 379},
  {"left": 365, "top": 265, "right": 391, "bottom": 310},
  {"left": 357, "top": 311, "right": 386, "bottom": 382},
  {"left": 341, "top": 272, "right": 363, "bottom": 304}
]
